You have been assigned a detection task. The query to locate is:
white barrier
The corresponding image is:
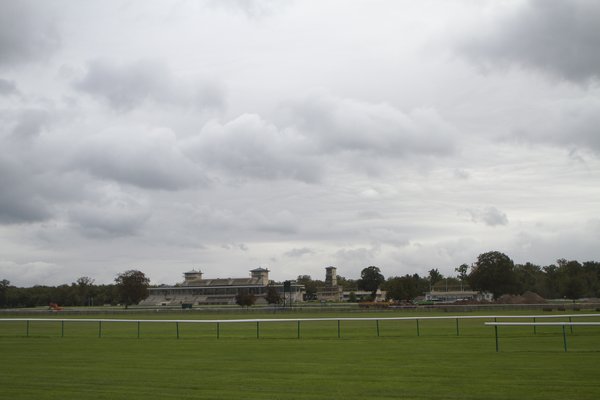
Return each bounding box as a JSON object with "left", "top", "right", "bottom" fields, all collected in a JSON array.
[
  {"left": 484, "top": 321, "right": 600, "bottom": 352},
  {"left": 1, "top": 314, "right": 599, "bottom": 340}
]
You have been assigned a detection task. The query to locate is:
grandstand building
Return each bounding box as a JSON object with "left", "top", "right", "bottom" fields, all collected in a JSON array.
[{"left": 141, "top": 268, "right": 305, "bottom": 306}]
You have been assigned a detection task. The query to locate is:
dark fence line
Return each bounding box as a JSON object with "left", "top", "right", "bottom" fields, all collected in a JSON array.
[{"left": 1, "top": 302, "right": 600, "bottom": 316}]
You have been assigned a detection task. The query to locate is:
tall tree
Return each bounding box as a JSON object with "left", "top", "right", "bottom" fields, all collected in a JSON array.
[
  {"left": 428, "top": 269, "right": 443, "bottom": 289},
  {"left": 75, "top": 276, "right": 95, "bottom": 306},
  {"left": 455, "top": 264, "right": 469, "bottom": 285},
  {"left": 358, "top": 266, "right": 385, "bottom": 298},
  {"left": 265, "top": 285, "right": 281, "bottom": 305},
  {"left": 115, "top": 270, "right": 150, "bottom": 307},
  {"left": 296, "top": 275, "right": 320, "bottom": 300},
  {"left": 383, "top": 274, "right": 427, "bottom": 302},
  {"left": 235, "top": 292, "right": 256, "bottom": 308},
  {"left": 557, "top": 259, "right": 586, "bottom": 300},
  {"left": 0, "top": 279, "right": 10, "bottom": 307},
  {"left": 514, "top": 262, "right": 544, "bottom": 295},
  {"left": 468, "top": 251, "right": 518, "bottom": 300}
]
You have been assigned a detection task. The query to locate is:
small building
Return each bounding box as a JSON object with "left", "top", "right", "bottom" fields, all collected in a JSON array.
[
  {"left": 342, "top": 289, "right": 387, "bottom": 302},
  {"left": 424, "top": 290, "right": 492, "bottom": 303},
  {"left": 141, "top": 268, "right": 305, "bottom": 306}
]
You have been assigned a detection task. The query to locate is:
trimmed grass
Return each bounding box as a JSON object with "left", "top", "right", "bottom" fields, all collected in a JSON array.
[{"left": 1, "top": 311, "right": 599, "bottom": 399}]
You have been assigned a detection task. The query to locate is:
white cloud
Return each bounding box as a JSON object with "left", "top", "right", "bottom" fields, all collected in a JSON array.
[{"left": 281, "top": 92, "right": 457, "bottom": 157}]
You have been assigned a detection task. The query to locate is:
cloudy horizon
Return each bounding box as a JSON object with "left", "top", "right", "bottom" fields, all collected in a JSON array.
[{"left": 1, "top": 0, "right": 599, "bottom": 287}]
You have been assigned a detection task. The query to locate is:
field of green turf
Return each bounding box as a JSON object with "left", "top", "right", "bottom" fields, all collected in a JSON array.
[{"left": 1, "top": 310, "right": 599, "bottom": 399}]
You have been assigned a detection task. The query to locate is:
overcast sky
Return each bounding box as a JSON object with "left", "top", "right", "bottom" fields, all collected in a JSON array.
[{"left": 1, "top": 0, "right": 599, "bottom": 287}]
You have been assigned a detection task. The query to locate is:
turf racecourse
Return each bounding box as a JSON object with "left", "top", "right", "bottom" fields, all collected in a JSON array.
[{"left": 1, "top": 310, "right": 599, "bottom": 400}]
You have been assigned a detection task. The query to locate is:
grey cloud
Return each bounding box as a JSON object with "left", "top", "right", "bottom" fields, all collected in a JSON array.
[
  {"left": 459, "top": 0, "right": 600, "bottom": 84},
  {"left": 513, "top": 96, "right": 600, "bottom": 152},
  {"left": 334, "top": 245, "right": 382, "bottom": 269},
  {"left": 246, "top": 209, "right": 299, "bottom": 235},
  {"left": 0, "top": 154, "right": 55, "bottom": 224},
  {"left": 207, "top": 0, "right": 283, "bottom": 18},
  {"left": 73, "top": 126, "right": 207, "bottom": 190},
  {"left": 76, "top": 59, "right": 224, "bottom": 111},
  {"left": 284, "top": 247, "right": 315, "bottom": 258},
  {"left": 185, "top": 114, "right": 322, "bottom": 183},
  {"left": 0, "top": 1, "right": 60, "bottom": 67},
  {"left": 183, "top": 93, "right": 456, "bottom": 184},
  {"left": 356, "top": 211, "right": 384, "bottom": 220},
  {"left": 68, "top": 198, "right": 150, "bottom": 238},
  {"left": 11, "top": 109, "right": 49, "bottom": 140},
  {"left": 221, "top": 243, "right": 248, "bottom": 251},
  {"left": 463, "top": 207, "right": 509, "bottom": 227},
  {"left": 0, "top": 78, "right": 18, "bottom": 95},
  {"left": 0, "top": 261, "right": 61, "bottom": 287}
]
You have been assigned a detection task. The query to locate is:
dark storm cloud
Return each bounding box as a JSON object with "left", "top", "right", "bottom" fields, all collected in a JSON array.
[
  {"left": 459, "top": 0, "right": 600, "bottom": 84},
  {"left": 0, "top": 1, "right": 60, "bottom": 67},
  {"left": 76, "top": 59, "right": 224, "bottom": 111}
]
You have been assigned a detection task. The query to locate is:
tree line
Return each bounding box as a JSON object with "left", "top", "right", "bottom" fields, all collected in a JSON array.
[
  {"left": 2, "top": 252, "right": 600, "bottom": 308},
  {"left": 0, "top": 270, "right": 149, "bottom": 308},
  {"left": 299, "top": 251, "right": 600, "bottom": 302}
]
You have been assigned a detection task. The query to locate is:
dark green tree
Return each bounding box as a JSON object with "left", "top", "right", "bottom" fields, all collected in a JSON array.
[
  {"left": 383, "top": 274, "right": 428, "bottom": 302},
  {"left": 296, "top": 275, "right": 321, "bottom": 300},
  {"left": 557, "top": 259, "right": 586, "bottom": 300},
  {"left": 542, "top": 264, "right": 560, "bottom": 298},
  {"left": 0, "top": 279, "right": 10, "bottom": 307},
  {"left": 358, "top": 266, "right": 385, "bottom": 298},
  {"left": 235, "top": 292, "right": 256, "bottom": 308},
  {"left": 428, "top": 269, "right": 443, "bottom": 289},
  {"left": 468, "top": 251, "right": 518, "bottom": 300},
  {"left": 455, "top": 264, "right": 469, "bottom": 286},
  {"left": 75, "top": 276, "right": 95, "bottom": 306},
  {"left": 347, "top": 291, "right": 357, "bottom": 302},
  {"left": 265, "top": 285, "right": 281, "bottom": 305},
  {"left": 336, "top": 275, "right": 358, "bottom": 291},
  {"left": 514, "top": 262, "right": 544, "bottom": 295},
  {"left": 115, "top": 270, "right": 150, "bottom": 307}
]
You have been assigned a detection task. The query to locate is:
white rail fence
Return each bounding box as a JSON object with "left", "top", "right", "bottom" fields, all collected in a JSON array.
[
  {"left": 1, "top": 314, "right": 599, "bottom": 345},
  {"left": 485, "top": 321, "right": 600, "bottom": 352}
]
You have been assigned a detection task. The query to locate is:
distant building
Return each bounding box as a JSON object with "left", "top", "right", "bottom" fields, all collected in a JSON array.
[
  {"left": 424, "top": 290, "right": 492, "bottom": 303},
  {"left": 316, "top": 266, "right": 343, "bottom": 302},
  {"left": 141, "top": 268, "right": 305, "bottom": 306},
  {"left": 341, "top": 289, "right": 387, "bottom": 302}
]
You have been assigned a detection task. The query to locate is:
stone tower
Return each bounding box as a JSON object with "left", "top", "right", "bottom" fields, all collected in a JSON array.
[
  {"left": 325, "top": 266, "right": 337, "bottom": 287},
  {"left": 250, "top": 267, "right": 270, "bottom": 285}
]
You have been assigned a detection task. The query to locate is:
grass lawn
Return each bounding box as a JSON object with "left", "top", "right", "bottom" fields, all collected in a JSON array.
[{"left": 1, "top": 310, "right": 599, "bottom": 399}]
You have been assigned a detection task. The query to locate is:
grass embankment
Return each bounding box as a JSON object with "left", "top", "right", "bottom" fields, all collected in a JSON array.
[{"left": 0, "top": 310, "right": 599, "bottom": 399}]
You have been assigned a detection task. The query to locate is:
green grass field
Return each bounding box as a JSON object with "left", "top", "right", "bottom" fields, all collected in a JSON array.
[{"left": 1, "top": 310, "right": 599, "bottom": 399}]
